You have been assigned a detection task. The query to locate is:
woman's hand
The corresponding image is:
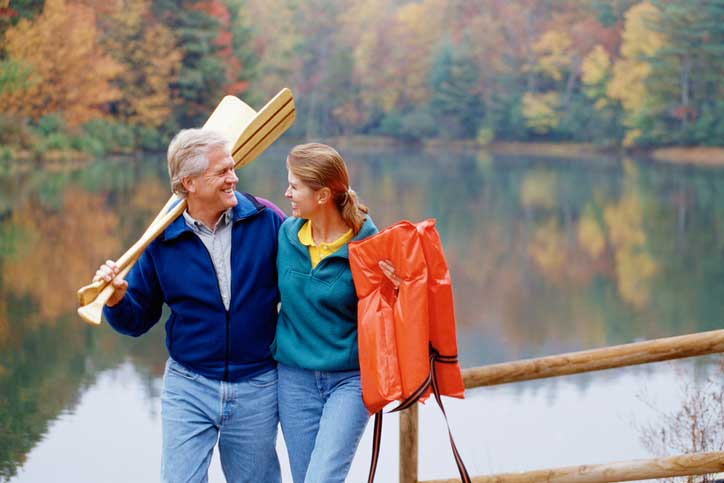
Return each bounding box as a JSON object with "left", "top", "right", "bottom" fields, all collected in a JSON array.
[
  {"left": 92, "top": 259, "right": 128, "bottom": 306},
  {"left": 378, "top": 259, "right": 401, "bottom": 290}
]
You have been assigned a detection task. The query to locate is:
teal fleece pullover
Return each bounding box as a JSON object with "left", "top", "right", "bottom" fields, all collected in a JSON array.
[{"left": 272, "top": 216, "right": 378, "bottom": 371}]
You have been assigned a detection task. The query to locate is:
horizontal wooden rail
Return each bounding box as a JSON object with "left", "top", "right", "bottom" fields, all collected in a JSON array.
[
  {"left": 462, "top": 328, "right": 724, "bottom": 388},
  {"left": 422, "top": 451, "right": 724, "bottom": 483}
]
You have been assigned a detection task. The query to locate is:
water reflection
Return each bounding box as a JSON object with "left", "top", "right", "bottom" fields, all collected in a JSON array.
[{"left": 2, "top": 145, "right": 724, "bottom": 480}]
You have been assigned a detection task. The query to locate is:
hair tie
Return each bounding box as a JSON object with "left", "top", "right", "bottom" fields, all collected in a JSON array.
[{"left": 340, "top": 187, "right": 354, "bottom": 206}]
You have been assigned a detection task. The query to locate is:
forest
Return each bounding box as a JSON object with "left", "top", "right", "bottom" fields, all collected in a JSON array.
[{"left": 0, "top": 0, "right": 723, "bottom": 159}]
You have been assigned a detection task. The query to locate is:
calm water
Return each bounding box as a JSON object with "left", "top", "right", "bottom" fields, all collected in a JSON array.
[{"left": 2, "top": 143, "right": 724, "bottom": 482}]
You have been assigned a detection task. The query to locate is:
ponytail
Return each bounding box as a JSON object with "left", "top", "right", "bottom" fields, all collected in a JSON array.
[{"left": 338, "top": 188, "right": 368, "bottom": 236}]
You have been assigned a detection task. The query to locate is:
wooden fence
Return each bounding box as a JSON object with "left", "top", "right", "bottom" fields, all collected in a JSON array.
[{"left": 399, "top": 329, "right": 724, "bottom": 483}]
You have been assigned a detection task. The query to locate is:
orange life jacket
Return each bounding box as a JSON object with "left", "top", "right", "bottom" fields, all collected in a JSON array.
[{"left": 349, "top": 218, "right": 469, "bottom": 482}]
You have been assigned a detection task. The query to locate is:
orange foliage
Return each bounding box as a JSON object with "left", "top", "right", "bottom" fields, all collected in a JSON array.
[{"left": 2, "top": 0, "right": 122, "bottom": 127}]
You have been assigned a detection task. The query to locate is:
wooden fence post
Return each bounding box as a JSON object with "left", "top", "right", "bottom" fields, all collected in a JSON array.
[{"left": 400, "top": 403, "right": 419, "bottom": 483}]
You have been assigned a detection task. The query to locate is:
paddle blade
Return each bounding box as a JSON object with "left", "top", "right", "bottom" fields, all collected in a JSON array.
[
  {"left": 231, "top": 88, "right": 295, "bottom": 168},
  {"left": 203, "top": 95, "right": 257, "bottom": 144}
]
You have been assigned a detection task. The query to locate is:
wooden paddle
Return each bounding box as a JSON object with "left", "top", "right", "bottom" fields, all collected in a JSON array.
[{"left": 77, "top": 88, "right": 295, "bottom": 325}]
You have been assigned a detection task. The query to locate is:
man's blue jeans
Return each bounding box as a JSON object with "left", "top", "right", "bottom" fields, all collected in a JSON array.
[
  {"left": 277, "top": 363, "right": 370, "bottom": 483},
  {"left": 160, "top": 358, "right": 281, "bottom": 483}
]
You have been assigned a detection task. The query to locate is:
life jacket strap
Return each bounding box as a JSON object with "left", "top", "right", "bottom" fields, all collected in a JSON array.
[{"left": 366, "top": 344, "right": 471, "bottom": 483}]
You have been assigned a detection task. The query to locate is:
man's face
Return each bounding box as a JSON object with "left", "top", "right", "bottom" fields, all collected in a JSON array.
[{"left": 188, "top": 148, "right": 238, "bottom": 215}]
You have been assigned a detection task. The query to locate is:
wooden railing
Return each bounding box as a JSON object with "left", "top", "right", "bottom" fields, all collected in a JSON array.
[{"left": 399, "top": 329, "right": 724, "bottom": 483}]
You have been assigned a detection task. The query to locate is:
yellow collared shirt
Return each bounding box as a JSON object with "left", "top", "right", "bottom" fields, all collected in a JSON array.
[{"left": 298, "top": 220, "right": 353, "bottom": 269}]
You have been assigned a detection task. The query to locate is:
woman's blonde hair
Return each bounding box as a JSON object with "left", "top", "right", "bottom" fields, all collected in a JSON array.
[{"left": 287, "top": 143, "right": 368, "bottom": 235}]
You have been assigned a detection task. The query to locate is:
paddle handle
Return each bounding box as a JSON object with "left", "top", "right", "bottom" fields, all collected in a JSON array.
[{"left": 77, "top": 256, "right": 136, "bottom": 325}]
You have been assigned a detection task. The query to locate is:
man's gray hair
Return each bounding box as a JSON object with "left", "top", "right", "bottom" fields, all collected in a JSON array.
[{"left": 167, "top": 129, "right": 230, "bottom": 198}]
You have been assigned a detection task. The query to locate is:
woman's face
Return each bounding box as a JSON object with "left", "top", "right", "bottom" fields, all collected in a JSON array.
[{"left": 285, "top": 168, "right": 319, "bottom": 218}]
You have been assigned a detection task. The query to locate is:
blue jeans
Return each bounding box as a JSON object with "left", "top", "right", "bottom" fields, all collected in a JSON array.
[
  {"left": 161, "top": 358, "right": 281, "bottom": 483},
  {"left": 277, "top": 363, "right": 370, "bottom": 483}
]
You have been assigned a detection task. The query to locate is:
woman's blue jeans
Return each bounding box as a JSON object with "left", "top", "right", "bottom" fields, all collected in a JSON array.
[
  {"left": 160, "top": 358, "right": 281, "bottom": 483},
  {"left": 277, "top": 363, "right": 370, "bottom": 483}
]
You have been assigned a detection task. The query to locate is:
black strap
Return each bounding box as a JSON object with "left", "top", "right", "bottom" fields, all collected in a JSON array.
[
  {"left": 366, "top": 345, "right": 471, "bottom": 483},
  {"left": 429, "top": 353, "right": 471, "bottom": 483},
  {"left": 367, "top": 412, "right": 383, "bottom": 483}
]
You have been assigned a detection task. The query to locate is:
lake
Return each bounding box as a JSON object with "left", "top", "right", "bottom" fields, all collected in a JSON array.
[{"left": 2, "top": 142, "right": 724, "bottom": 482}]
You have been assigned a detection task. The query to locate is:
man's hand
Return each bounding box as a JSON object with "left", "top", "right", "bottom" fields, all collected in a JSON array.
[{"left": 93, "top": 259, "right": 129, "bottom": 306}]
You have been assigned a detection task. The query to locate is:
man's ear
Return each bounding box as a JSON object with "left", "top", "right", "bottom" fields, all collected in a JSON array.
[
  {"left": 181, "top": 176, "right": 196, "bottom": 194},
  {"left": 317, "top": 187, "right": 332, "bottom": 205}
]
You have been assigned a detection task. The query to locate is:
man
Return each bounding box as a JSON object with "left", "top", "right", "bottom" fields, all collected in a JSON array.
[{"left": 94, "top": 128, "right": 283, "bottom": 482}]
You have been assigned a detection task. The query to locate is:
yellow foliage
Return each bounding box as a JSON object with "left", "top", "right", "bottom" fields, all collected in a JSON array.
[
  {"left": 608, "top": 59, "right": 652, "bottom": 117},
  {"left": 620, "top": 2, "right": 665, "bottom": 59},
  {"left": 577, "top": 211, "right": 606, "bottom": 258},
  {"left": 533, "top": 30, "right": 573, "bottom": 82},
  {"left": 607, "top": 1, "right": 666, "bottom": 142},
  {"left": 623, "top": 128, "right": 643, "bottom": 147},
  {"left": 520, "top": 170, "right": 558, "bottom": 209},
  {"left": 2, "top": 0, "right": 123, "bottom": 127},
  {"left": 581, "top": 45, "right": 610, "bottom": 87},
  {"left": 522, "top": 92, "right": 560, "bottom": 134}
]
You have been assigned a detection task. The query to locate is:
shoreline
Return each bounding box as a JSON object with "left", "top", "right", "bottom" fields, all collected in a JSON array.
[
  {"left": 325, "top": 137, "right": 724, "bottom": 166},
  {"left": 3, "top": 138, "right": 724, "bottom": 167}
]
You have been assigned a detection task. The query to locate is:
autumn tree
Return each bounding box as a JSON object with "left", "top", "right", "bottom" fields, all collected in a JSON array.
[
  {"left": 1, "top": 0, "right": 122, "bottom": 127},
  {"left": 95, "top": 0, "right": 182, "bottom": 129},
  {"left": 607, "top": 1, "right": 666, "bottom": 146}
]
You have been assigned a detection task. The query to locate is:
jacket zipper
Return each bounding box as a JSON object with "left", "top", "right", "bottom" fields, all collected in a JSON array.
[{"left": 195, "top": 236, "right": 231, "bottom": 382}]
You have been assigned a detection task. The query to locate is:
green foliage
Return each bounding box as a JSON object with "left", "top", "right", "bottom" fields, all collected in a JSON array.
[
  {"left": 0, "top": 145, "right": 13, "bottom": 162},
  {"left": 70, "top": 135, "right": 105, "bottom": 158},
  {"left": 35, "top": 114, "right": 64, "bottom": 136},
  {"left": 0, "top": 59, "right": 33, "bottom": 95},
  {"left": 429, "top": 39, "right": 484, "bottom": 139},
  {"left": 134, "top": 124, "right": 169, "bottom": 152},
  {"left": 153, "top": 2, "right": 228, "bottom": 127},
  {"left": 81, "top": 119, "right": 135, "bottom": 154},
  {"left": 377, "top": 106, "right": 436, "bottom": 142},
  {"left": 37, "top": 132, "right": 72, "bottom": 152}
]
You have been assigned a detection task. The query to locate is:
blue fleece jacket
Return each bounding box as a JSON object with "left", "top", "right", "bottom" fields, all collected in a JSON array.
[
  {"left": 104, "top": 192, "right": 284, "bottom": 382},
  {"left": 272, "top": 216, "right": 378, "bottom": 371}
]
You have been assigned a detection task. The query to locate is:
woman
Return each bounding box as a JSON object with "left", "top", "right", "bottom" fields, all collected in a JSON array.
[{"left": 271, "top": 143, "right": 378, "bottom": 482}]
